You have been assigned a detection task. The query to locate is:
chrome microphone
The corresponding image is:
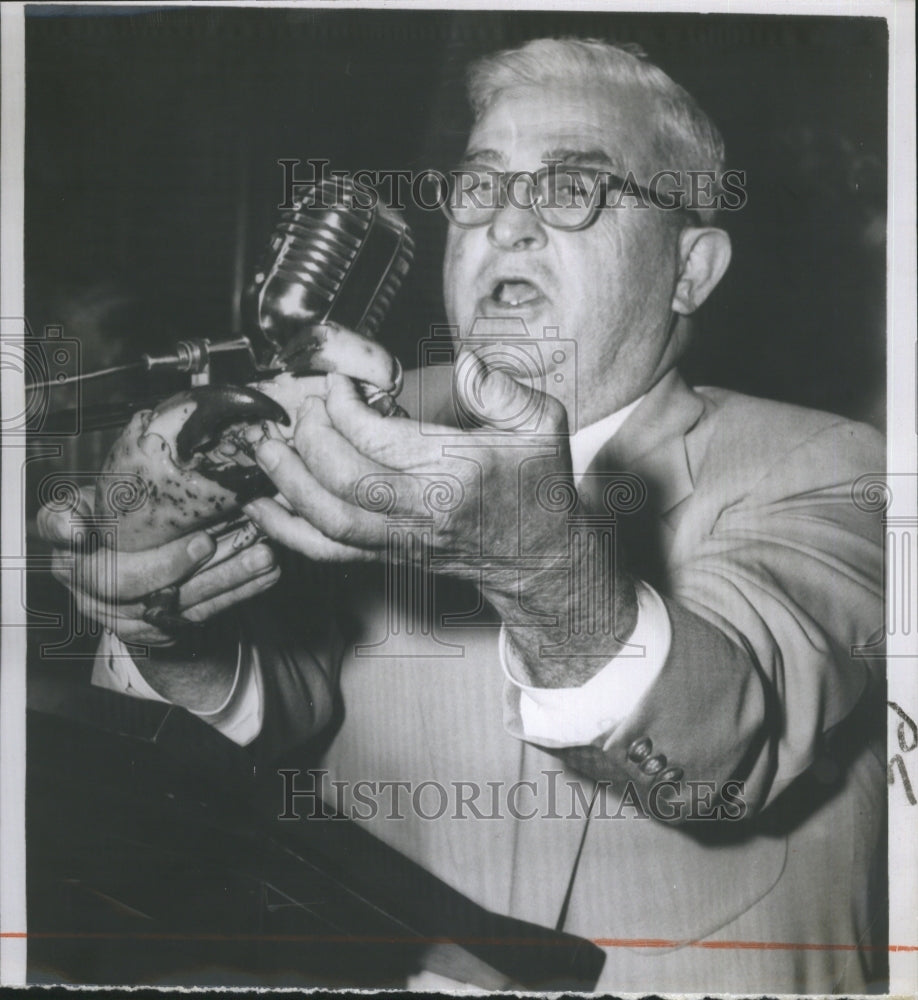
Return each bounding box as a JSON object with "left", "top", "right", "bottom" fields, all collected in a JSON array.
[
  {"left": 244, "top": 176, "right": 415, "bottom": 370},
  {"left": 32, "top": 177, "right": 414, "bottom": 431}
]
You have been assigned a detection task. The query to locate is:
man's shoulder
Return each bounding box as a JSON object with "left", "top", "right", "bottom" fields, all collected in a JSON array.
[
  {"left": 688, "top": 384, "right": 885, "bottom": 496},
  {"left": 695, "top": 384, "right": 880, "bottom": 438}
]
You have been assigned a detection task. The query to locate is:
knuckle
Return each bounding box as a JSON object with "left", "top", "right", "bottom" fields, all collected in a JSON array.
[{"left": 332, "top": 517, "right": 355, "bottom": 544}]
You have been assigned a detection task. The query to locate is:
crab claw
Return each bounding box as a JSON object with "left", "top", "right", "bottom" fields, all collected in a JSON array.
[
  {"left": 167, "top": 384, "right": 290, "bottom": 464},
  {"left": 95, "top": 384, "right": 291, "bottom": 552},
  {"left": 200, "top": 462, "right": 277, "bottom": 505}
]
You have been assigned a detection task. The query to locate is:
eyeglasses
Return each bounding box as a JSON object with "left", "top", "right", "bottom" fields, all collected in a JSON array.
[{"left": 422, "top": 163, "right": 683, "bottom": 232}]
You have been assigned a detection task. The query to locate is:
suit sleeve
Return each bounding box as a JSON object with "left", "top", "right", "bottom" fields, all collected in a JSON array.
[
  {"left": 241, "top": 554, "right": 346, "bottom": 762},
  {"left": 564, "top": 419, "right": 885, "bottom": 816}
]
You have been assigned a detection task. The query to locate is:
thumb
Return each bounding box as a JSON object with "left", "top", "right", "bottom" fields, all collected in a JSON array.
[{"left": 454, "top": 346, "right": 565, "bottom": 433}]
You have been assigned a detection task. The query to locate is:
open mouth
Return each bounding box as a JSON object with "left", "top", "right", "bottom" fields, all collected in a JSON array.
[{"left": 489, "top": 279, "right": 544, "bottom": 307}]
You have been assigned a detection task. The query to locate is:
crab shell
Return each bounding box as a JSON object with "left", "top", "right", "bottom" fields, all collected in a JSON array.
[{"left": 94, "top": 373, "right": 329, "bottom": 552}]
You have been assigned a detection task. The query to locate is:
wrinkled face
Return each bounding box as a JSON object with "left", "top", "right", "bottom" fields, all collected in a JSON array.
[{"left": 443, "top": 83, "right": 686, "bottom": 427}]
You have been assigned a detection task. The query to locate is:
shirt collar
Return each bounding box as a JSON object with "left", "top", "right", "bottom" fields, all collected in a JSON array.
[{"left": 569, "top": 394, "right": 646, "bottom": 482}]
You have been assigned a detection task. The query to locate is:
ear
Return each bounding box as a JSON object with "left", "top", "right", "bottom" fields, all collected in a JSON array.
[{"left": 671, "top": 227, "right": 732, "bottom": 315}]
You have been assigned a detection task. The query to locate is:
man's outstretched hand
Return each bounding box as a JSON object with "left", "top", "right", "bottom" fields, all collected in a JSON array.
[
  {"left": 245, "top": 351, "right": 637, "bottom": 687},
  {"left": 245, "top": 351, "right": 572, "bottom": 578}
]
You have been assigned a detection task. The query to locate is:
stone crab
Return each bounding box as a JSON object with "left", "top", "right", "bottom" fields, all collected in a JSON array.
[{"left": 94, "top": 322, "right": 403, "bottom": 552}]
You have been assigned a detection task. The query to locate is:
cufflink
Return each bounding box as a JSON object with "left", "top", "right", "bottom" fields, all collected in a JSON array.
[
  {"left": 640, "top": 754, "right": 667, "bottom": 776},
  {"left": 627, "top": 736, "right": 653, "bottom": 763}
]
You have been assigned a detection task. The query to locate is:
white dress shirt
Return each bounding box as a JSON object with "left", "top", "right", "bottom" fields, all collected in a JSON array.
[
  {"left": 500, "top": 393, "right": 671, "bottom": 746},
  {"left": 93, "top": 392, "right": 671, "bottom": 749}
]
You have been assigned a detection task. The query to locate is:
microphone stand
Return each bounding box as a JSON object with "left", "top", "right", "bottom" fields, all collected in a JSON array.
[{"left": 28, "top": 335, "right": 274, "bottom": 433}]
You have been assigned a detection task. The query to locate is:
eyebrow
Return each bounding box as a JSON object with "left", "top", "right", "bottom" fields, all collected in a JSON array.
[
  {"left": 459, "top": 148, "right": 506, "bottom": 168},
  {"left": 458, "top": 147, "right": 623, "bottom": 172},
  {"left": 544, "top": 147, "right": 622, "bottom": 171}
]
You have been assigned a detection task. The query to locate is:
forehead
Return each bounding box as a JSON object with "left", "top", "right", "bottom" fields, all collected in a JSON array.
[{"left": 465, "top": 83, "right": 658, "bottom": 173}]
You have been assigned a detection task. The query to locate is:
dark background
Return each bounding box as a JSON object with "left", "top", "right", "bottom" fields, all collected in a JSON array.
[
  {"left": 20, "top": 8, "right": 890, "bottom": 987},
  {"left": 25, "top": 7, "right": 888, "bottom": 431}
]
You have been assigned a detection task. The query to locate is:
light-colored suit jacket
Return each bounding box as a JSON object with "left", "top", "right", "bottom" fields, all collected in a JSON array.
[{"left": 253, "top": 368, "right": 886, "bottom": 993}]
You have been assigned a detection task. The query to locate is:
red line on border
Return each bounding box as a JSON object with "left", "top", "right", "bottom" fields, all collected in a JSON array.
[{"left": 1, "top": 931, "right": 916, "bottom": 952}]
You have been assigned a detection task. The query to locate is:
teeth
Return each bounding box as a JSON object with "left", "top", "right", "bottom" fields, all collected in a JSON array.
[{"left": 493, "top": 280, "right": 540, "bottom": 306}]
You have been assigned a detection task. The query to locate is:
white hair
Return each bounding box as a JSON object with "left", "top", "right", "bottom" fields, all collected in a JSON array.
[{"left": 467, "top": 37, "right": 725, "bottom": 183}]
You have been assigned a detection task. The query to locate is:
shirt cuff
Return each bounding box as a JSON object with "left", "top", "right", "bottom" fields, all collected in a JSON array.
[
  {"left": 92, "top": 629, "right": 169, "bottom": 703},
  {"left": 91, "top": 629, "right": 264, "bottom": 746},
  {"left": 501, "top": 579, "right": 671, "bottom": 750}
]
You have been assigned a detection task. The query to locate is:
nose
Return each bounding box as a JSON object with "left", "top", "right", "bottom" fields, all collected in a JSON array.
[{"left": 487, "top": 201, "right": 548, "bottom": 251}]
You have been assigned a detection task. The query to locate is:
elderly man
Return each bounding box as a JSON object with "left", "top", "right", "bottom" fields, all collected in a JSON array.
[{"left": 41, "top": 38, "right": 885, "bottom": 994}]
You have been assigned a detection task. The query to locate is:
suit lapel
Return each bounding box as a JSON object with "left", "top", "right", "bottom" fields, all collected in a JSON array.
[{"left": 584, "top": 368, "right": 706, "bottom": 517}]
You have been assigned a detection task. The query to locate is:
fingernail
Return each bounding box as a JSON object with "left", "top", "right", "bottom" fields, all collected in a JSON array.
[
  {"left": 256, "top": 441, "right": 284, "bottom": 471},
  {"left": 243, "top": 547, "right": 273, "bottom": 573},
  {"left": 187, "top": 534, "right": 214, "bottom": 561}
]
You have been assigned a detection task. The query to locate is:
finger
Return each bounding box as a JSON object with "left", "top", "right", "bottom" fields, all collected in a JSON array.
[
  {"left": 36, "top": 486, "right": 94, "bottom": 544},
  {"left": 184, "top": 565, "right": 283, "bottom": 623},
  {"left": 51, "top": 530, "right": 217, "bottom": 602},
  {"left": 293, "top": 395, "right": 393, "bottom": 502},
  {"left": 109, "top": 621, "right": 176, "bottom": 647},
  {"left": 52, "top": 582, "right": 173, "bottom": 647},
  {"left": 324, "top": 372, "right": 439, "bottom": 468},
  {"left": 254, "top": 439, "right": 388, "bottom": 548},
  {"left": 244, "top": 497, "right": 376, "bottom": 562},
  {"left": 251, "top": 372, "right": 327, "bottom": 424},
  {"left": 284, "top": 322, "right": 401, "bottom": 391},
  {"left": 177, "top": 542, "right": 277, "bottom": 609},
  {"left": 454, "top": 346, "right": 568, "bottom": 434},
  {"left": 199, "top": 517, "right": 264, "bottom": 571},
  {"left": 67, "top": 560, "right": 275, "bottom": 641}
]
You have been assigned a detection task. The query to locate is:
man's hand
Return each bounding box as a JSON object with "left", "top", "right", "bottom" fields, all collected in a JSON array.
[
  {"left": 37, "top": 487, "right": 281, "bottom": 711},
  {"left": 38, "top": 486, "right": 280, "bottom": 647},
  {"left": 245, "top": 351, "right": 571, "bottom": 574},
  {"left": 245, "top": 351, "right": 638, "bottom": 687}
]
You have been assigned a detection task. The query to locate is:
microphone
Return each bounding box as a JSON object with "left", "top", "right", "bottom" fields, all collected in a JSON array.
[
  {"left": 29, "top": 176, "right": 415, "bottom": 432},
  {"left": 244, "top": 176, "right": 415, "bottom": 370}
]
